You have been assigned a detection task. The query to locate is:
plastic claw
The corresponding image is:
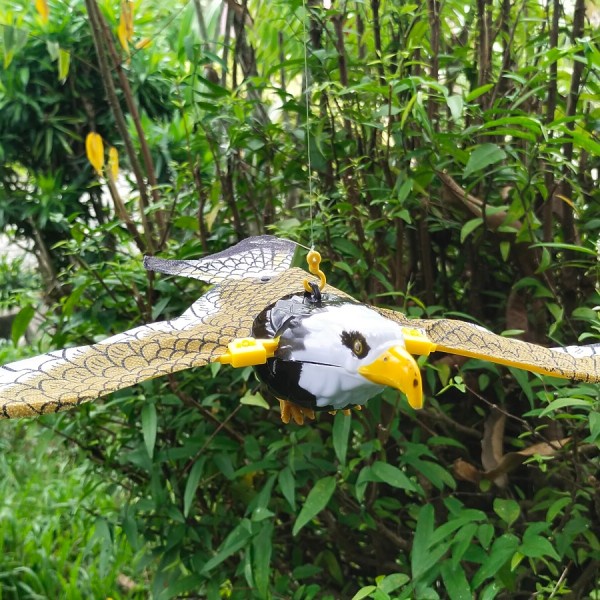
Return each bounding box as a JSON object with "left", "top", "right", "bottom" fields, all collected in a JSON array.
[
  {"left": 355, "top": 405, "right": 362, "bottom": 411},
  {"left": 278, "top": 399, "right": 315, "bottom": 425},
  {"left": 217, "top": 337, "right": 279, "bottom": 368},
  {"left": 342, "top": 409, "right": 351, "bottom": 416}
]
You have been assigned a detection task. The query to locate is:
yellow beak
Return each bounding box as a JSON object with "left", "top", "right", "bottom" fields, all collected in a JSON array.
[{"left": 358, "top": 345, "right": 423, "bottom": 409}]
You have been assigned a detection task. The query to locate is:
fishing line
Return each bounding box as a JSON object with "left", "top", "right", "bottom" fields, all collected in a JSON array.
[{"left": 301, "top": 0, "right": 315, "bottom": 249}]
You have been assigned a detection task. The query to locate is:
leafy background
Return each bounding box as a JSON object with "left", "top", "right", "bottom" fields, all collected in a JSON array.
[{"left": 0, "top": 0, "right": 599, "bottom": 598}]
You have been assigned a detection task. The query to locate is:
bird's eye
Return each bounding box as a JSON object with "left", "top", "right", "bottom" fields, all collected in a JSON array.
[{"left": 341, "top": 330, "right": 370, "bottom": 358}]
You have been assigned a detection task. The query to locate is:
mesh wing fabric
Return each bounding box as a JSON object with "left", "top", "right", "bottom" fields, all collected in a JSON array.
[{"left": 143, "top": 235, "right": 296, "bottom": 284}]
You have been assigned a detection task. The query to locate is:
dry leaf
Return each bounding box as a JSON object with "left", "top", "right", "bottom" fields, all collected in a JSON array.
[{"left": 481, "top": 408, "right": 508, "bottom": 487}]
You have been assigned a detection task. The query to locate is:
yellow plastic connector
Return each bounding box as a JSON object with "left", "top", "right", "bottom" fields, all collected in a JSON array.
[
  {"left": 303, "top": 249, "right": 327, "bottom": 293},
  {"left": 217, "top": 337, "right": 280, "bottom": 368},
  {"left": 402, "top": 327, "right": 437, "bottom": 356}
]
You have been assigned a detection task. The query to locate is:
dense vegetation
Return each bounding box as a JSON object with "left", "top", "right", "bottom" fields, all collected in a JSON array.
[{"left": 0, "top": 0, "right": 599, "bottom": 597}]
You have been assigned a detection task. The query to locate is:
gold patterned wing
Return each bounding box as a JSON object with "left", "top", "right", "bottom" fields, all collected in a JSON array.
[
  {"left": 0, "top": 237, "right": 308, "bottom": 419},
  {"left": 378, "top": 308, "right": 600, "bottom": 382}
]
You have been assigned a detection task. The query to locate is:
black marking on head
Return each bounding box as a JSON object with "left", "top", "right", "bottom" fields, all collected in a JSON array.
[{"left": 341, "top": 331, "right": 370, "bottom": 359}]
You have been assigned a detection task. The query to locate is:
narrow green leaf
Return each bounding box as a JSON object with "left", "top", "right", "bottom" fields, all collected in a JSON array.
[
  {"left": 464, "top": 143, "right": 506, "bottom": 177},
  {"left": 465, "top": 83, "right": 493, "bottom": 102},
  {"left": 332, "top": 412, "right": 351, "bottom": 466},
  {"left": 58, "top": 48, "right": 70, "bottom": 82},
  {"left": 538, "top": 397, "right": 591, "bottom": 418},
  {"left": 201, "top": 519, "right": 253, "bottom": 573},
  {"left": 411, "top": 504, "right": 434, "bottom": 578},
  {"left": 351, "top": 586, "right": 377, "bottom": 600},
  {"left": 293, "top": 476, "right": 336, "bottom": 536},
  {"left": 440, "top": 561, "right": 472, "bottom": 600},
  {"left": 371, "top": 461, "right": 416, "bottom": 491},
  {"left": 11, "top": 305, "right": 35, "bottom": 346},
  {"left": 253, "top": 521, "right": 274, "bottom": 598},
  {"left": 278, "top": 467, "right": 296, "bottom": 511},
  {"left": 183, "top": 457, "right": 206, "bottom": 517},
  {"left": 141, "top": 403, "right": 157, "bottom": 459}
]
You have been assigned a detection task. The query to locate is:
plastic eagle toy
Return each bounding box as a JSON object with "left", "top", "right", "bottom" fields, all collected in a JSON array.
[{"left": 0, "top": 236, "right": 599, "bottom": 425}]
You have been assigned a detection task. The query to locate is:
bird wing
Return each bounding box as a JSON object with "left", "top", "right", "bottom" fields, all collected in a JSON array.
[
  {"left": 378, "top": 308, "right": 600, "bottom": 383},
  {"left": 0, "top": 241, "right": 308, "bottom": 418},
  {"left": 143, "top": 235, "right": 297, "bottom": 284}
]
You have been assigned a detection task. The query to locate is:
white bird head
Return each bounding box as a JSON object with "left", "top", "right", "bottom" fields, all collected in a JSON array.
[{"left": 262, "top": 300, "right": 423, "bottom": 411}]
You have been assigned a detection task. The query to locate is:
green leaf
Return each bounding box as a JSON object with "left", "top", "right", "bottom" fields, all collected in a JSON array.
[
  {"left": 587, "top": 411, "right": 600, "bottom": 443},
  {"left": 493, "top": 498, "right": 520, "bottom": 527},
  {"left": 473, "top": 533, "right": 519, "bottom": 587},
  {"left": 371, "top": 461, "right": 416, "bottom": 491},
  {"left": 278, "top": 467, "right": 296, "bottom": 511},
  {"left": 440, "top": 561, "right": 472, "bottom": 600},
  {"left": 520, "top": 528, "right": 560, "bottom": 560},
  {"left": 379, "top": 573, "right": 410, "bottom": 593},
  {"left": 466, "top": 83, "right": 494, "bottom": 102},
  {"left": 293, "top": 476, "right": 336, "bottom": 536},
  {"left": 351, "top": 586, "right": 377, "bottom": 600},
  {"left": 58, "top": 48, "right": 70, "bottom": 82},
  {"left": 460, "top": 218, "right": 483, "bottom": 243},
  {"left": 183, "top": 457, "right": 206, "bottom": 517},
  {"left": 201, "top": 519, "right": 253, "bottom": 573},
  {"left": 332, "top": 412, "right": 351, "bottom": 466},
  {"left": 253, "top": 521, "right": 274, "bottom": 598},
  {"left": 446, "top": 95, "right": 463, "bottom": 122},
  {"left": 141, "top": 403, "right": 157, "bottom": 459},
  {"left": 11, "top": 305, "right": 35, "bottom": 346},
  {"left": 463, "top": 143, "right": 506, "bottom": 177},
  {"left": 240, "top": 390, "right": 270, "bottom": 409},
  {"left": 538, "top": 397, "right": 591, "bottom": 418}
]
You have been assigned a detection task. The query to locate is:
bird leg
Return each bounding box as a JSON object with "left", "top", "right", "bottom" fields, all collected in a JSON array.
[{"left": 278, "top": 399, "right": 315, "bottom": 425}]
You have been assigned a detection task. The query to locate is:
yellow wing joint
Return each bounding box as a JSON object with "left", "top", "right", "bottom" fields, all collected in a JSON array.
[
  {"left": 217, "top": 337, "right": 280, "bottom": 368},
  {"left": 401, "top": 327, "right": 437, "bottom": 356}
]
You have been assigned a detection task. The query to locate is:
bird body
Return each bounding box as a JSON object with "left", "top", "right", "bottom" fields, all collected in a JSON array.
[
  {"left": 0, "top": 235, "right": 598, "bottom": 422},
  {"left": 253, "top": 293, "right": 418, "bottom": 412}
]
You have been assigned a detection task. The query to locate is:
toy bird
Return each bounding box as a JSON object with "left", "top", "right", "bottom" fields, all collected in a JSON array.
[{"left": 0, "top": 236, "right": 599, "bottom": 425}]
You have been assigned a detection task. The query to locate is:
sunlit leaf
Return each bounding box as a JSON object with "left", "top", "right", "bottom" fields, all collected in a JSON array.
[
  {"left": 118, "top": 0, "right": 134, "bottom": 52},
  {"left": 35, "top": 0, "right": 49, "bottom": 24},
  {"left": 85, "top": 132, "right": 104, "bottom": 175},
  {"left": 108, "top": 146, "right": 119, "bottom": 179},
  {"left": 58, "top": 48, "right": 70, "bottom": 83}
]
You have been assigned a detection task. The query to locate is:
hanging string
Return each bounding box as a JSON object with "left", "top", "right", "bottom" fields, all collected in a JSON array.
[{"left": 301, "top": 0, "right": 315, "bottom": 249}]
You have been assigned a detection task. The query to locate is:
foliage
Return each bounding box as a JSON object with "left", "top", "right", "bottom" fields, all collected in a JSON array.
[
  {"left": 0, "top": 419, "right": 147, "bottom": 599},
  {"left": 0, "top": 0, "right": 599, "bottom": 598}
]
